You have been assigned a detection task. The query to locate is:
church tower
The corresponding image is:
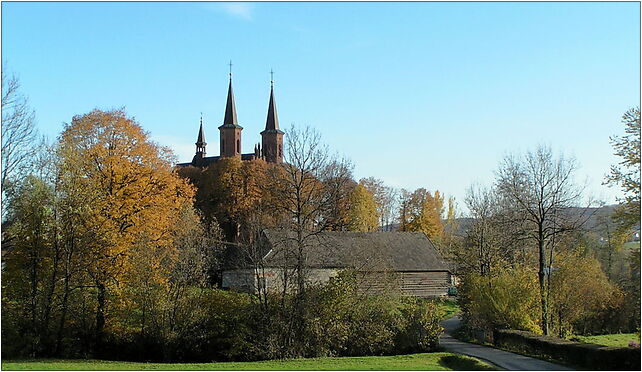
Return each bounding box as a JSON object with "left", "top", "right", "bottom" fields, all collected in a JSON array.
[
  {"left": 260, "top": 74, "right": 284, "bottom": 163},
  {"left": 192, "top": 115, "right": 206, "bottom": 164},
  {"left": 218, "top": 70, "right": 243, "bottom": 158}
]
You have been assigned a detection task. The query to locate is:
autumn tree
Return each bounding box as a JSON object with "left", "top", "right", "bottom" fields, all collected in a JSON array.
[
  {"left": 56, "top": 109, "right": 195, "bottom": 348},
  {"left": 347, "top": 184, "right": 379, "bottom": 232},
  {"left": 496, "top": 145, "right": 591, "bottom": 335},
  {"left": 264, "top": 124, "right": 353, "bottom": 354},
  {"left": 549, "top": 250, "right": 622, "bottom": 337},
  {"left": 398, "top": 188, "right": 445, "bottom": 241},
  {"left": 359, "top": 177, "right": 397, "bottom": 230},
  {"left": 177, "top": 157, "right": 271, "bottom": 243}
]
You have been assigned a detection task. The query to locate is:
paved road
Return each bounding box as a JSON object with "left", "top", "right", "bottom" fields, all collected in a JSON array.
[{"left": 439, "top": 316, "right": 573, "bottom": 371}]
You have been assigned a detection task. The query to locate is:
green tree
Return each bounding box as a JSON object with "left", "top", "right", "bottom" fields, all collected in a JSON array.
[
  {"left": 2, "top": 175, "right": 57, "bottom": 355},
  {"left": 606, "top": 107, "right": 641, "bottom": 231},
  {"left": 604, "top": 107, "right": 641, "bottom": 332}
]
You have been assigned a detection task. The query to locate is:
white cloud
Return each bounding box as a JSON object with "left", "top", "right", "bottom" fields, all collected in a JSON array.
[{"left": 211, "top": 2, "right": 255, "bottom": 21}]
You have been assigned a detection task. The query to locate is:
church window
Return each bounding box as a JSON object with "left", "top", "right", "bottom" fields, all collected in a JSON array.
[
  {"left": 236, "top": 139, "right": 240, "bottom": 153},
  {"left": 222, "top": 139, "right": 225, "bottom": 153},
  {"left": 279, "top": 144, "right": 282, "bottom": 157}
]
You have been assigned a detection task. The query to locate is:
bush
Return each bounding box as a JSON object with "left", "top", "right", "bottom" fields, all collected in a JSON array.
[
  {"left": 3, "top": 270, "right": 443, "bottom": 362},
  {"left": 95, "top": 288, "right": 255, "bottom": 362},
  {"left": 458, "top": 265, "right": 541, "bottom": 335},
  {"left": 549, "top": 251, "right": 624, "bottom": 337},
  {"left": 248, "top": 271, "right": 443, "bottom": 360}
]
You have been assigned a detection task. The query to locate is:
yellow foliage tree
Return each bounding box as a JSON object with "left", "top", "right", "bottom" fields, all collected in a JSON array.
[
  {"left": 401, "top": 188, "right": 445, "bottom": 241},
  {"left": 347, "top": 184, "right": 379, "bottom": 232},
  {"left": 550, "top": 250, "right": 622, "bottom": 337},
  {"left": 57, "top": 109, "right": 194, "bottom": 343}
]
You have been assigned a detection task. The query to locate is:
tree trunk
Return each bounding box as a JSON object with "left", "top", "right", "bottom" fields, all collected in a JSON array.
[
  {"left": 55, "top": 277, "right": 70, "bottom": 356},
  {"left": 41, "top": 242, "right": 61, "bottom": 353},
  {"left": 95, "top": 282, "right": 106, "bottom": 352},
  {"left": 538, "top": 228, "right": 549, "bottom": 335},
  {"left": 55, "top": 231, "right": 75, "bottom": 356}
]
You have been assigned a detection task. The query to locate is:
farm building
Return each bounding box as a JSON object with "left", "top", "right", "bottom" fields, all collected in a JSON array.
[{"left": 221, "top": 229, "right": 454, "bottom": 298}]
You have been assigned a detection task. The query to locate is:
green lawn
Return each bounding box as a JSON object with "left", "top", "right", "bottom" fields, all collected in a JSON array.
[
  {"left": 433, "top": 299, "right": 460, "bottom": 321},
  {"left": 2, "top": 353, "right": 496, "bottom": 371},
  {"left": 573, "top": 333, "right": 641, "bottom": 348},
  {"left": 622, "top": 241, "right": 640, "bottom": 250}
]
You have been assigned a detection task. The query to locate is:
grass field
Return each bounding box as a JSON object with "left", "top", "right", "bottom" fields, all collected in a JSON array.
[
  {"left": 433, "top": 299, "right": 460, "bottom": 321},
  {"left": 573, "top": 333, "right": 641, "bottom": 348},
  {"left": 2, "top": 353, "right": 496, "bottom": 371}
]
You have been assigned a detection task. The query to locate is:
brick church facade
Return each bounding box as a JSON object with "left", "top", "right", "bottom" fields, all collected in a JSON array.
[{"left": 178, "top": 74, "right": 284, "bottom": 168}]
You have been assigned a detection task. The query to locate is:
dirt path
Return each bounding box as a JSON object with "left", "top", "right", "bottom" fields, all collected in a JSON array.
[{"left": 439, "top": 316, "right": 573, "bottom": 371}]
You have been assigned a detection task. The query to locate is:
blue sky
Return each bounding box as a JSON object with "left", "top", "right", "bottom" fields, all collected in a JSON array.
[{"left": 2, "top": 1, "right": 640, "bottom": 213}]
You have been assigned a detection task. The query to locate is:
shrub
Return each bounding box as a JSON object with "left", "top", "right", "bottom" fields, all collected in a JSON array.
[
  {"left": 458, "top": 265, "right": 541, "bottom": 334},
  {"left": 549, "top": 251, "right": 623, "bottom": 337},
  {"left": 3, "top": 270, "right": 443, "bottom": 362},
  {"left": 248, "top": 271, "right": 443, "bottom": 360}
]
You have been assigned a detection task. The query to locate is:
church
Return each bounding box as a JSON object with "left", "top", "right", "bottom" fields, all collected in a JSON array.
[{"left": 178, "top": 72, "right": 285, "bottom": 168}]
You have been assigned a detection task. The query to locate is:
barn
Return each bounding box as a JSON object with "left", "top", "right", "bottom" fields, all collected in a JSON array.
[{"left": 221, "top": 229, "right": 454, "bottom": 298}]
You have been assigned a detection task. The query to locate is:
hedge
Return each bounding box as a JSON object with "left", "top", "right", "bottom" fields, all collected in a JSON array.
[{"left": 494, "top": 329, "right": 641, "bottom": 371}]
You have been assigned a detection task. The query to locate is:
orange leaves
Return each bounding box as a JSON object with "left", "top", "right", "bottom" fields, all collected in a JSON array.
[{"left": 57, "top": 109, "right": 195, "bottom": 287}]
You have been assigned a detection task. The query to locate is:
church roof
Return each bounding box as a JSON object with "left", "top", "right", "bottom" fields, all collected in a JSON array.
[
  {"left": 219, "top": 78, "right": 243, "bottom": 130},
  {"left": 259, "top": 229, "right": 450, "bottom": 272},
  {"left": 176, "top": 153, "right": 258, "bottom": 168}
]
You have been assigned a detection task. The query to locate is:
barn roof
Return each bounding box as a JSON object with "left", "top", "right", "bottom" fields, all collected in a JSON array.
[{"left": 261, "top": 229, "right": 450, "bottom": 272}]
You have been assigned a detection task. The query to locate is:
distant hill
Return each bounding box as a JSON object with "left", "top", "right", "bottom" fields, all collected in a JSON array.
[{"left": 384, "top": 205, "right": 640, "bottom": 241}]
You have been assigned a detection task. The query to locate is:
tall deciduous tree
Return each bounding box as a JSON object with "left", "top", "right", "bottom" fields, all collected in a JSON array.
[
  {"left": 359, "top": 177, "right": 397, "bottom": 231},
  {"left": 265, "top": 124, "right": 353, "bottom": 354},
  {"left": 399, "top": 188, "right": 445, "bottom": 241},
  {"left": 57, "top": 109, "right": 194, "bottom": 347},
  {"left": 347, "top": 184, "right": 379, "bottom": 232},
  {"left": 461, "top": 185, "right": 504, "bottom": 276},
  {"left": 496, "top": 145, "right": 590, "bottom": 335},
  {"left": 1, "top": 64, "right": 38, "bottom": 217}
]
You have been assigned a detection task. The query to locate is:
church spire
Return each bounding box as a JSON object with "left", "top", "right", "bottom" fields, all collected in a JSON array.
[
  {"left": 195, "top": 113, "right": 206, "bottom": 156},
  {"left": 263, "top": 69, "right": 282, "bottom": 133},
  {"left": 196, "top": 114, "right": 206, "bottom": 145},
  {"left": 223, "top": 76, "right": 239, "bottom": 126},
  {"left": 261, "top": 70, "right": 284, "bottom": 163},
  {"left": 219, "top": 62, "right": 243, "bottom": 158}
]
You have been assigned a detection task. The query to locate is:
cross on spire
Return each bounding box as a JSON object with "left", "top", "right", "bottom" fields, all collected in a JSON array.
[
  {"left": 228, "top": 60, "right": 233, "bottom": 79},
  {"left": 270, "top": 68, "right": 274, "bottom": 88}
]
